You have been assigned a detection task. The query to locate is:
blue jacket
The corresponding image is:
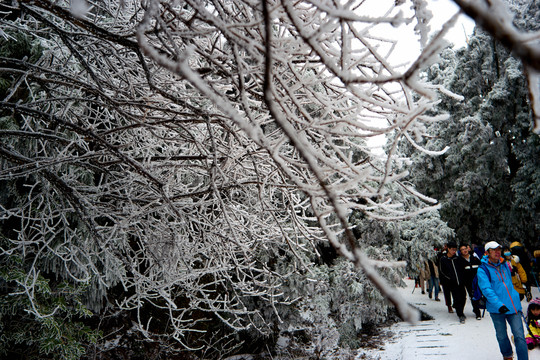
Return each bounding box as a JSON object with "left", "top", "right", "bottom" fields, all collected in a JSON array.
[{"left": 477, "top": 256, "right": 522, "bottom": 314}]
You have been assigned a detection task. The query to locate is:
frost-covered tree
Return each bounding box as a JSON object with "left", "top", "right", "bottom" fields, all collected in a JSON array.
[
  {"left": 452, "top": 0, "right": 540, "bottom": 131},
  {"left": 0, "top": 0, "right": 537, "bottom": 358},
  {"left": 402, "top": 2, "right": 539, "bottom": 249}
]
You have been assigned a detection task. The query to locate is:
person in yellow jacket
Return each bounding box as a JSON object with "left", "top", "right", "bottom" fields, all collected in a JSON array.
[
  {"left": 503, "top": 246, "right": 528, "bottom": 301},
  {"left": 511, "top": 241, "right": 533, "bottom": 300},
  {"left": 526, "top": 298, "right": 540, "bottom": 349}
]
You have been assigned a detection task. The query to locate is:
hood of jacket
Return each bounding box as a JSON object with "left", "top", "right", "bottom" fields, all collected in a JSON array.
[
  {"left": 481, "top": 255, "right": 505, "bottom": 265},
  {"left": 510, "top": 241, "right": 523, "bottom": 249}
]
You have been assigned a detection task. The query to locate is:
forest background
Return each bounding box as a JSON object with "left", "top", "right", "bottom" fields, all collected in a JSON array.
[{"left": 0, "top": 0, "right": 538, "bottom": 359}]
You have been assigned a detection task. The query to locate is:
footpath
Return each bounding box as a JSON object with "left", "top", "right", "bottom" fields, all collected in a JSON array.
[{"left": 357, "top": 278, "right": 540, "bottom": 360}]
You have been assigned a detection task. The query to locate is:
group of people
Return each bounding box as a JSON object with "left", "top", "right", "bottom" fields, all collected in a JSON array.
[{"left": 415, "top": 241, "right": 540, "bottom": 360}]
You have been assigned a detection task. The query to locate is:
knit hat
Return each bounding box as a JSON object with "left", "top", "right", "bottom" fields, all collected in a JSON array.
[{"left": 529, "top": 298, "right": 540, "bottom": 307}]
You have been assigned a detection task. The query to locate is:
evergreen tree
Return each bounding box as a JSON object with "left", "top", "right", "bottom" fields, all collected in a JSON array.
[
  {"left": 0, "top": 30, "right": 102, "bottom": 360},
  {"left": 403, "top": 15, "right": 539, "bottom": 249}
]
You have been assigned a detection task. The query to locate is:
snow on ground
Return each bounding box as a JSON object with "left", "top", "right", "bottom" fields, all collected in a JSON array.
[{"left": 357, "top": 278, "right": 540, "bottom": 360}]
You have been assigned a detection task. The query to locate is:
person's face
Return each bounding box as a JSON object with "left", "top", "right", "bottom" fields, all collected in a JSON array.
[
  {"left": 532, "top": 308, "right": 540, "bottom": 317},
  {"left": 447, "top": 247, "right": 457, "bottom": 257},
  {"left": 488, "top": 247, "right": 502, "bottom": 262},
  {"left": 460, "top": 246, "right": 469, "bottom": 256}
]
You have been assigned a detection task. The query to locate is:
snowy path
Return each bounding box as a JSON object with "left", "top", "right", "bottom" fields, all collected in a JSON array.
[{"left": 357, "top": 278, "right": 540, "bottom": 360}]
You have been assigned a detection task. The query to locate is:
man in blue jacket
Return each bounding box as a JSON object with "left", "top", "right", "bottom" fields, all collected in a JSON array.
[{"left": 478, "top": 241, "right": 528, "bottom": 360}]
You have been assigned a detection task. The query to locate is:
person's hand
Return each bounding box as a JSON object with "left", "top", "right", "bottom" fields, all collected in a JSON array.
[{"left": 499, "top": 305, "right": 509, "bottom": 313}]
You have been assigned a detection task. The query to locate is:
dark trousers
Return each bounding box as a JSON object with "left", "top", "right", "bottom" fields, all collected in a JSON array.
[
  {"left": 442, "top": 282, "right": 452, "bottom": 307},
  {"left": 464, "top": 281, "right": 481, "bottom": 317},
  {"left": 442, "top": 282, "right": 466, "bottom": 317}
]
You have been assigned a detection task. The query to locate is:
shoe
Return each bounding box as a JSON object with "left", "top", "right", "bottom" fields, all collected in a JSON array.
[
  {"left": 503, "top": 356, "right": 513, "bottom": 360},
  {"left": 448, "top": 306, "right": 454, "bottom": 313},
  {"left": 459, "top": 316, "right": 466, "bottom": 324},
  {"left": 428, "top": 292, "right": 432, "bottom": 299},
  {"left": 435, "top": 298, "right": 440, "bottom": 301},
  {"left": 421, "top": 291, "right": 425, "bottom": 294},
  {"left": 476, "top": 315, "right": 481, "bottom": 320}
]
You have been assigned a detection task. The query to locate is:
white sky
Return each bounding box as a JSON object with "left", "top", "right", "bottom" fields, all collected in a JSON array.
[
  {"left": 364, "top": 0, "right": 476, "bottom": 154},
  {"left": 399, "top": 0, "right": 475, "bottom": 62},
  {"left": 369, "top": 0, "right": 476, "bottom": 66},
  {"left": 426, "top": 0, "right": 476, "bottom": 46}
]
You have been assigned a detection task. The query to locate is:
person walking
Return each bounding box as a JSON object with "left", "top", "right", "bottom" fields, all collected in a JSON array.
[
  {"left": 510, "top": 241, "right": 533, "bottom": 301},
  {"left": 472, "top": 243, "right": 484, "bottom": 260},
  {"left": 459, "top": 243, "right": 482, "bottom": 319},
  {"left": 439, "top": 242, "right": 467, "bottom": 323},
  {"left": 478, "top": 241, "right": 529, "bottom": 360},
  {"left": 438, "top": 244, "right": 453, "bottom": 311},
  {"left": 502, "top": 245, "right": 528, "bottom": 301},
  {"left": 424, "top": 255, "right": 440, "bottom": 301}
]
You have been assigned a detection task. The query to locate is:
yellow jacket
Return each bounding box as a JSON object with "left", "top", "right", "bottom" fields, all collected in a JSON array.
[
  {"left": 508, "top": 258, "right": 527, "bottom": 295},
  {"left": 526, "top": 320, "right": 540, "bottom": 343}
]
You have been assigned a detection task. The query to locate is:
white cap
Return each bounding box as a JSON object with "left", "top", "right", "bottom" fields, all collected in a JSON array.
[{"left": 485, "top": 241, "right": 502, "bottom": 251}]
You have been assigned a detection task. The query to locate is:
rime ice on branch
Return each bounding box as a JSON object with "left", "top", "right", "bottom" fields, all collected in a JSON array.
[{"left": 0, "top": 0, "right": 480, "bottom": 349}]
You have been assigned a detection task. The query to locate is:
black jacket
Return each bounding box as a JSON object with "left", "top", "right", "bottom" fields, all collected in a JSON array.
[
  {"left": 459, "top": 255, "right": 481, "bottom": 286},
  {"left": 439, "top": 254, "right": 465, "bottom": 287}
]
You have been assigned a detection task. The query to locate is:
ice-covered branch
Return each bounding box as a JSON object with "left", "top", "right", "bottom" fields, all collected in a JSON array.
[{"left": 0, "top": 0, "right": 460, "bottom": 353}]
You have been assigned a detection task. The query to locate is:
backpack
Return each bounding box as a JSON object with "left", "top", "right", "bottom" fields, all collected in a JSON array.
[{"left": 472, "top": 263, "right": 490, "bottom": 310}]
